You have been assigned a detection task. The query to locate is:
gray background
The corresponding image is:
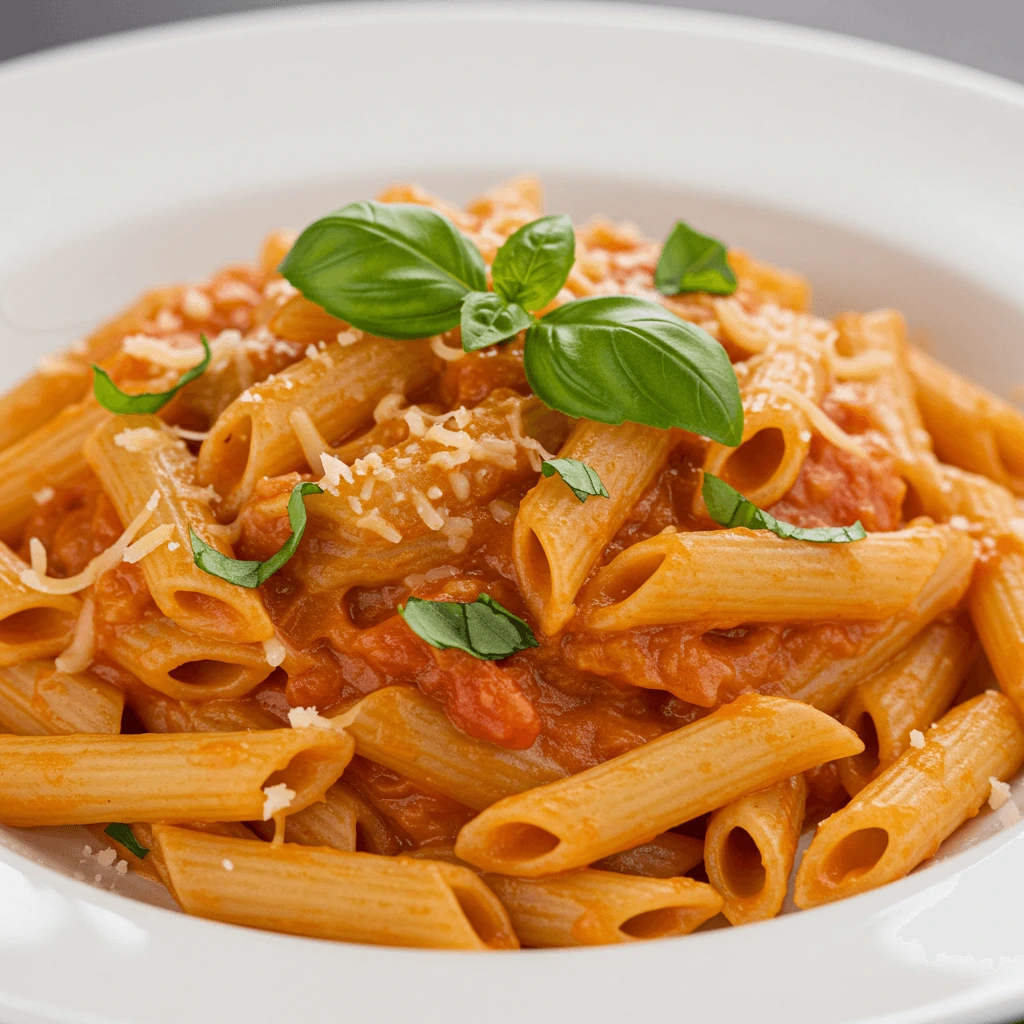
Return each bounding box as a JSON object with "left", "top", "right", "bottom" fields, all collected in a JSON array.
[
  {"left": 0, "top": 0, "right": 1023, "bottom": 83},
  {"left": 1, "top": 3, "right": 1023, "bottom": 1024}
]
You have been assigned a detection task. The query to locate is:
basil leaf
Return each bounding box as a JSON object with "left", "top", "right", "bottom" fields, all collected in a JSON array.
[
  {"left": 460, "top": 291, "right": 534, "bottom": 352},
  {"left": 279, "top": 201, "right": 486, "bottom": 340},
  {"left": 703, "top": 472, "right": 866, "bottom": 542},
  {"left": 399, "top": 593, "right": 539, "bottom": 661},
  {"left": 491, "top": 214, "right": 575, "bottom": 311},
  {"left": 104, "top": 822, "right": 149, "bottom": 859},
  {"left": 190, "top": 481, "right": 322, "bottom": 587},
  {"left": 541, "top": 458, "right": 609, "bottom": 502},
  {"left": 655, "top": 221, "right": 737, "bottom": 296},
  {"left": 93, "top": 334, "right": 211, "bottom": 414},
  {"left": 524, "top": 296, "right": 743, "bottom": 445}
]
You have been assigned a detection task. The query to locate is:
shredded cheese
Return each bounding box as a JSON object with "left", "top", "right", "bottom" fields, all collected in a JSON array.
[
  {"left": 356, "top": 509, "right": 402, "bottom": 543},
  {"left": 441, "top": 516, "right": 473, "bottom": 553},
  {"left": 21, "top": 491, "right": 161, "bottom": 595},
  {"left": 262, "top": 783, "right": 296, "bottom": 820},
  {"left": 181, "top": 287, "right": 213, "bottom": 322},
  {"left": 114, "top": 426, "right": 165, "bottom": 453},
  {"left": 289, "top": 408, "right": 329, "bottom": 472},
  {"left": 263, "top": 637, "right": 287, "bottom": 667},
  {"left": 319, "top": 453, "right": 354, "bottom": 495},
  {"left": 771, "top": 383, "right": 867, "bottom": 457},
  {"left": 989, "top": 776, "right": 1012, "bottom": 810},
  {"left": 28, "top": 537, "right": 47, "bottom": 576},
  {"left": 170, "top": 426, "right": 210, "bottom": 442},
  {"left": 55, "top": 596, "right": 95, "bottom": 674},
  {"left": 123, "top": 524, "right": 174, "bottom": 563},
  {"left": 32, "top": 486, "right": 55, "bottom": 506},
  {"left": 373, "top": 392, "right": 407, "bottom": 423},
  {"left": 908, "top": 729, "right": 925, "bottom": 749},
  {"left": 449, "top": 471, "right": 471, "bottom": 502},
  {"left": 337, "top": 329, "right": 362, "bottom": 347},
  {"left": 222, "top": 859, "right": 235, "bottom": 871},
  {"left": 123, "top": 335, "right": 205, "bottom": 371},
  {"left": 430, "top": 334, "right": 466, "bottom": 362},
  {"left": 287, "top": 706, "right": 335, "bottom": 730},
  {"left": 410, "top": 489, "right": 445, "bottom": 531},
  {"left": 488, "top": 499, "right": 516, "bottom": 524}
]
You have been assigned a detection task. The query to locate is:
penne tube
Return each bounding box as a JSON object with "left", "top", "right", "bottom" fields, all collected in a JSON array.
[
  {"left": 969, "top": 546, "right": 1024, "bottom": 720},
  {"left": 197, "top": 333, "right": 437, "bottom": 517},
  {"left": 0, "top": 542, "right": 81, "bottom": 666},
  {"left": 102, "top": 615, "right": 276, "bottom": 702},
  {"left": 335, "top": 686, "right": 565, "bottom": 810},
  {"left": 795, "top": 690, "right": 1024, "bottom": 908},
  {"left": 584, "top": 524, "right": 968, "bottom": 631},
  {"left": 454, "top": 694, "right": 862, "bottom": 877},
  {"left": 513, "top": 419, "right": 674, "bottom": 635},
  {"left": 703, "top": 775, "right": 806, "bottom": 924},
  {"left": 483, "top": 869, "right": 722, "bottom": 947},
  {"left": 0, "top": 287, "right": 180, "bottom": 453},
  {"left": 701, "top": 344, "right": 827, "bottom": 511},
  {"left": 153, "top": 825, "right": 518, "bottom": 950},
  {"left": 0, "top": 400, "right": 110, "bottom": 543},
  {"left": 85, "top": 415, "right": 273, "bottom": 643},
  {"left": 838, "top": 619, "right": 975, "bottom": 795},
  {"left": 789, "top": 524, "right": 976, "bottom": 713},
  {"left": 909, "top": 346, "right": 1024, "bottom": 495},
  {"left": 0, "top": 659, "right": 123, "bottom": 736},
  {"left": 593, "top": 832, "right": 705, "bottom": 879},
  {"left": 294, "top": 392, "right": 568, "bottom": 591},
  {"left": 0, "top": 727, "right": 353, "bottom": 827}
]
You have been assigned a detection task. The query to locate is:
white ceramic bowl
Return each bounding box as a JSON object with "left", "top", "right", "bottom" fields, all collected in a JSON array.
[{"left": 2, "top": 5, "right": 1024, "bottom": 1022}]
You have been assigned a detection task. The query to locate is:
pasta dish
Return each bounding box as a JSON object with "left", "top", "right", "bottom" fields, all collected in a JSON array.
[{"left": 0, "top": 176, "right": 1022, "bottom": 950}]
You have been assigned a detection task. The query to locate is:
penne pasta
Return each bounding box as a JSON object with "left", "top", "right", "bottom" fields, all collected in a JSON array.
[
  {"left": 101, "top": 615, "right": 276, "bottom": 702},
  {"left": 0, "top": 659, "right": 123, "bottom": 736},
  {"left": 584, "top": 524, "right": 970, "bottom": 631},
  {"left": 454, "top": 694, "right": 861, "bottom": 877},
  {"left": 197, "top": 332, "right": 437, "bottom": 517},
  {"left": 483, "top": 869, "right": 723, "bottom": 947},
  {"left": 335, "top": 686, "right": 565, "bottom": 810},
  {"left": 85, "top": 415, "right": 273, "bottom": 643},
  {"left": 513, "top": 419, "right": 674, "bottom": 635},
  {"left": 969, "top": 546, "right": 1024, "bottom": 721},
  {"left": 703, "top": 775, "right": 806, "bottom": 924},
  {"left": 593, "top": 832, "right": 705, "bottom": 879},
  {"left": 908, "top": 346, "right": 1024, "bottom": 495},
  {"left": 795, "top": 690, "right": 1024, "bottom": 908},
  {"left": 0, "top": 542, "right": 81, "bottom": 666},
  {"left": 0, "top": 727, "right": 353, "bottom": 827},
  {"left": 838, "top": 619, "right": 975, "bottom": 795},
  {"left": 701, "top": 343, "right": 827, "bottom": 511},
  {"left": 154, "top": 825, "right": 518, "bottom": 950}
]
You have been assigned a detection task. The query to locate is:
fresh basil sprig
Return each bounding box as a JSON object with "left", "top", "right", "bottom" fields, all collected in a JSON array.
[
  {"left": 460, "top": 291, "right": 535, "bottom": 352},
  {"left": 190, "top": 481, "right": 322, "bottom": 587},
  {"left": 104, "top": 822, "right": 149, "bottom": 859},
  {"left": 399, "top": 593, "right": 539, "bottom": 661},
  {"left": 541, "top": 458, "right": 609, "bottom": 502},
  {"left": 703, "top": 472, "right": 866, "bottom": 543},
  {"left": 525, "top": 297, "right": 742, "bottom": 445},
  {"left": 93, "top": 334, "right": 211, "bottom": 414},
  {"left": 280, "top": 201, "right": 485, "bottom": 340},
  {"left": 655, "top": 221, "right": 737, "bottom": 296}
]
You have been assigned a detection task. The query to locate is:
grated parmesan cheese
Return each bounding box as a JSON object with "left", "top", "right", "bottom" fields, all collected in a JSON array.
[
  {"left": 908, "top": 729, "right": 925, "bottom": 749},
  {"left": 181, "top": 287, "right": 213, "bottom": 321},
  {"left": 410, "top": 489, "right": 445, "bottom": 531},
  {"left": 430, "top": 334, "right": 466, "bottom": 362},
  {"left": 114, "top": 426, "right": 165, "bottom": 452},
  {"left": 319, "top": 453, "right": 354, "bottom": 494},
  {"left": 32, "top": 486, "right": 54, "bottom": 506},
  {"left": 123, "top": 334, "right": 205, "bottom": 371},
  {"left": 403, "top": 564, "right": 460, "bottom": 589},
  {"left": 441, "top": 516, "right": 473, "bottom": 553},
  {"left": 426, "top": 485, "right": 443, "bottom": 500},
  {"left": 262, "top": 783, "right": 296, "bottom": 820},
  {"left": 989, "top": 776, "right": 1012, "bottom": 810},
  {"left": 95, "top": 847, "right": 117, "bottom": 868},
  {"left": 949, "top": 514, "right": 972, "bottom": 531},
  {"left": 222, "top": 859, "right": 235, "bottom": 871},
  {"left": 488, "top": 499, "right": 516, "bottom": 524},
  {"left": 263, "top": 637, "right": 287, "bottom": 667},
  {"left": 347, "top": 496, "right": 364, "bottom": 515},
  {"left": 123, "top": 524, "right": 174, "bottom": 563},
  {"left": 264, "top": 279, "right": 298, "bottom": 300},
  {"left": 449, "top": 472, "right": 471, "bottom": 502},
  {"left": 337, "top": 329, "right": 362, "bottom": 347},
  {"left": 373, "top": 392, "right": 407, "bottom": 423},
  {"left": 55, "top": 596, "right": 95, "bottom": 674},
  {"left": 287, "top": 706, "right": 335, "bottom": 730},
  {"left": 356, "top": 509, "right": 402, "bottom": 544},
  {"left": 167, "top": 541, "right": 180, "bottom": 552}
]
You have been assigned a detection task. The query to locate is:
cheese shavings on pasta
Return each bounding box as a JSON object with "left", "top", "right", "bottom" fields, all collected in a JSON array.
[
  {"left": 287, "top": 706, "right": 335, "bottom": 730},
  {"left": 262, "top": 783, "right": 296, "bottom": 820},
  {"left": 123, "top": 334, "right": 208, "bottom": 371},
  {"left": 114, "top": 426, "right": 165, "bottom": 452},
  {"left": 263, "top": 637, "right": 287, "bottom": 667},
  {"left": 20, "top": 491, "right": 163, "bottom": 595},
  {"left": 55, "top": 596, "right": 95, "bottom": 674},
  {"left": 988, "top": 777, "right": 1012, "bottom": 810},
  {"left": 771, "top": 383, "right": 867, "bottom": 457}
]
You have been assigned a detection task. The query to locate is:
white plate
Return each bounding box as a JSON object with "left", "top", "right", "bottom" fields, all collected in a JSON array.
[{"left": 2, "top": 4, "right": 1024, "bottom": 1022}]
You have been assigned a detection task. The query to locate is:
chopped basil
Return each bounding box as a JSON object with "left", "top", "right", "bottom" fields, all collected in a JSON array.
[
  {"left": 541, "top": 458, "right": 609, "bottom": 502},
  {"left": 93, "top": 334, "right": 211, "bottom": 414},
  {"left": 655, "top": 221, "right": 737, "bottom": 296},
  {"left": 460, "top": 291, "right": 534, "bottom": 352},
  {"left": 399, "top": 593, "right": 539, "bottom": 661},
  {"left": 104, "top": 822, "right": 149, "bottom": 859},
  {"left": 280, "top": 201, "right": 486, "bottom": 340},
  {"left": 190, "top": 481, "right": 322, "bottom": 587},
  {"left": 490, "top": 214, "right": 575, "bottom": 311},
  {"left": 525, "top": 296, "right": 743, "bottom": 445},
  {"left": 703, "top": 472, "right": 867, "bottom": 542}
]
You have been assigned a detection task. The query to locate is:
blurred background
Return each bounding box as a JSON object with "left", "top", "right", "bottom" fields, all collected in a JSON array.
[{"left": 2, "top": 0, "right": 1023, "bottom": 82}]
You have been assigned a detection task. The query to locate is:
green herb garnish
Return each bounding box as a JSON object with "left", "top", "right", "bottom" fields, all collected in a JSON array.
[
  {"left": 104, "top": 822, "right": 149, "bottom": 859},
  {"left": 460, "top": 291, "right": 534, "bottom": 352},
  {"left": 702, "top": 472, "right": 866, "bottom": 542},
  {"left": 655, "top": 221, "right": 737, "bottom": 296},
  {"left": 540, "top": 458, "right": 609, "bottom": 502},
  {"left": 190, "top": 481, "right": 322, "bottom": 587},
  {"left": 399, "top": 593, "right": 539, "bottom": 661},
  {"left": 93, "top": 334, "right": 211, "bottom": 414},
  {"left": 490, "top": 214, "right": 575, "bottom": 311},
  {"left": 279, "top": 201, "right": 486, "bottom": 340},
  {"left": 525, "top": 296, "right": 743, "bottom": 445}
]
